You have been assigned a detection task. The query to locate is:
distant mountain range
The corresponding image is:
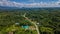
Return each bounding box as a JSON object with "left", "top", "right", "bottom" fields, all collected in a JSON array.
[
  {"left": 0, "top": 6, "right": 60, "bottom": 10},
  {"left": 0, "top": 6, "right": 21, "bottom": 10}
]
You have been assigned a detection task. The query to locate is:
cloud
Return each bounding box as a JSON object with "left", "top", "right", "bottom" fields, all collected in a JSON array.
[
  {"left": 0, "top": 0, "right": 60, "bottom": 8},
  {"left": 0, "top": 0, "right": 25, "bottom": 7}
]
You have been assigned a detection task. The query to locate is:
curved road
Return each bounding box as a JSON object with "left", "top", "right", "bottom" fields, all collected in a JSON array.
[{"left": 22, "top": 13, "right": 40, "bottom": 34}]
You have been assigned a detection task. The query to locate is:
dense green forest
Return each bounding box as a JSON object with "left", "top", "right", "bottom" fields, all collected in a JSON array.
[{"left": 0, "top": 8, "right": 60, "bottom": 34}]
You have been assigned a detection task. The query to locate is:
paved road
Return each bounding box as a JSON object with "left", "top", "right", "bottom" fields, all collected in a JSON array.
[{"left": 22, "top": 13, "right": 40, "bottom": 34}]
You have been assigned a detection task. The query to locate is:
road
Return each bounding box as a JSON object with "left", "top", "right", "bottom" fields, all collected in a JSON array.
[{"left": 22, "top": 13, "right": 40, "bottom": 34}]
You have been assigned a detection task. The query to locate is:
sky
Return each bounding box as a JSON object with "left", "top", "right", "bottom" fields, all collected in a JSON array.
[{"left": 0, "top": 0, "right": 60, "bottom": 8}]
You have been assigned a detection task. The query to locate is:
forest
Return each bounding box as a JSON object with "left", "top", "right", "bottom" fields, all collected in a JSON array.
[{"left": 0, "top": 8, "right": 60, "bottom": 34}]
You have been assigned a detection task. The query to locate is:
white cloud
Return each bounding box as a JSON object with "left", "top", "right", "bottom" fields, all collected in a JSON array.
[
  {"left": 0, "top": 0, "right": 25, "bottom": 7},
  {"left": 0, "top": 0, "right": 60, "bottom": 8}
]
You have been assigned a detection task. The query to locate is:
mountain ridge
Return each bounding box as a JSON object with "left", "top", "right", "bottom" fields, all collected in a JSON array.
[{"left": 0, "top": 6, "right": 60, "bottom": 10}]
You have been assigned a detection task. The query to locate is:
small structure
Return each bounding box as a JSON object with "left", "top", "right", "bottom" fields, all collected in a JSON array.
[
  {"left": 15, "top": 23, "right": 20, "bottom": 25},
  {"left": 36, "top": 23, "right": 39, "bottom": 25}
]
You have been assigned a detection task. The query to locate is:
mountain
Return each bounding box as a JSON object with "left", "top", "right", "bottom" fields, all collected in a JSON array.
[
  {"left": 0, "top": 6, "right": 60, "bottom": 10},
  {"left": 0, "top": 6, "right": 21, "bottom": 10}
]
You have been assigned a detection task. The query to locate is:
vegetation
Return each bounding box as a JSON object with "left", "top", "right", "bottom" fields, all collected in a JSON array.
[{"left": 0, "top": 8, "right": 60, "bottom": 34}]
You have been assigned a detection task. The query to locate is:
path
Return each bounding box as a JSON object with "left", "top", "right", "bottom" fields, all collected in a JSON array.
[{"left": 22, "top": 13, "right": 40, "bottom": 34}]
